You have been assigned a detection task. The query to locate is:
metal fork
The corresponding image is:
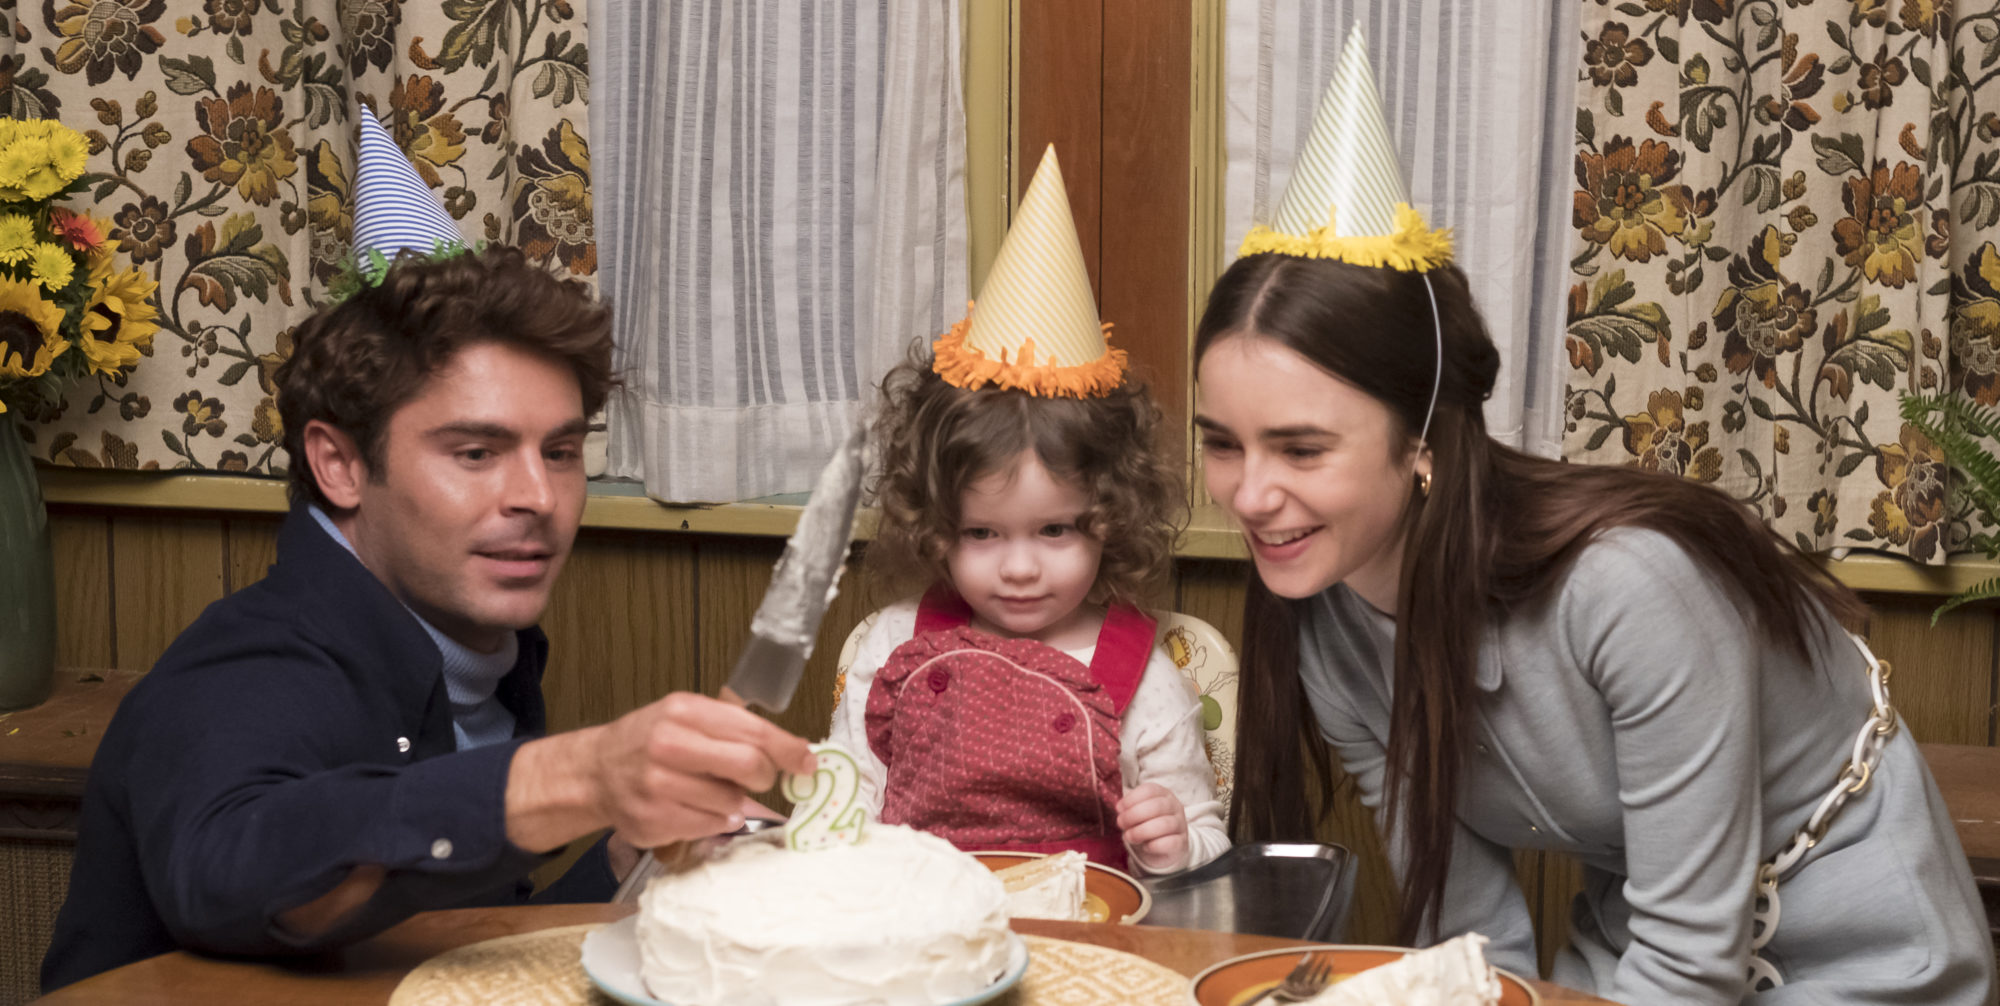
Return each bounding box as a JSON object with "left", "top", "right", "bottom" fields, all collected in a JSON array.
[{"left": 1250, "top": 951, "right": 1335, "bottom": 1004}]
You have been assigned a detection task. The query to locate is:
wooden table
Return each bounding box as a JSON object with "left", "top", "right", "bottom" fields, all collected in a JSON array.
[
  {"left": 0, "top": 670, "right": 143, "bottom": 1006},
  {"left": 32, "top": 903, "right": 1619, "bottom": 1005},
  {"left": 1918, "top": 742, "right": 2000, "bottom": 949},
  {"left": 0, "top": 669, "right": 140, "bottom": 841}
]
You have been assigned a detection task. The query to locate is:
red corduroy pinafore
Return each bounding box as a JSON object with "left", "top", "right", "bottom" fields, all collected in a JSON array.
[{"left": 864, "top": 587, "right": 1157, "bottom": 870}]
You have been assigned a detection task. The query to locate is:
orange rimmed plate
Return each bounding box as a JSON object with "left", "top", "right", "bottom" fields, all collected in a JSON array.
[
  {"left": 1187, "top": 946, "right": 1541, "bottom": 1006},
  {"left": 971, "top": 852, "right": 1152, "bottom": 924}
]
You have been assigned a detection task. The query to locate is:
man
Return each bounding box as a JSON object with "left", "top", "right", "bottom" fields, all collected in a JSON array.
[{"left": 40, "top": 245, "right": 813, "bottom": 990}]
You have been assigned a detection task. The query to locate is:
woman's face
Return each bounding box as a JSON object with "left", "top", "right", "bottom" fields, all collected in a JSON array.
[{"left": 1195, "top": 334, "right": 1425, "bottom": 609}]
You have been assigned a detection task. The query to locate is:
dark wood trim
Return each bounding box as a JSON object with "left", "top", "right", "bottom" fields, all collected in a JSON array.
[{"left": 1018, "top": 0, "right": 1193, "bottom": 468}]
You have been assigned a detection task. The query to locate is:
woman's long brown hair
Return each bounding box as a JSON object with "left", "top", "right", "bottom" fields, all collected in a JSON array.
[{"left": 1199, "top": 254, "right": 1864, "bottom": 944}]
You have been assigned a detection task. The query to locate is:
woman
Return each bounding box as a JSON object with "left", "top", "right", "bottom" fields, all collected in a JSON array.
[{"left": 1193, "top": 252, "right": 1995, "bottom": 1005}]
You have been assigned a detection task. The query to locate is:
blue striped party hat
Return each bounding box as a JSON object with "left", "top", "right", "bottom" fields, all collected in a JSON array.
[
  {"left": 351, "top": 109, "right": 467, "bottom": 281},
  {"left": 1239, "top": 24, "right": 1451, "bottom": 272}
]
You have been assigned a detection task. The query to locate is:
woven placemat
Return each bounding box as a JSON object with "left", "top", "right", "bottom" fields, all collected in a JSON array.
[
  {"left": 1014, "top": 935, "right": 1187, "bottom": 1006},
  {"left": 388, "top": 924, "right": 609, "bottom": 1006},
  {"left": 387, "top": 927, "right": 1189, "bottom": 1006}
]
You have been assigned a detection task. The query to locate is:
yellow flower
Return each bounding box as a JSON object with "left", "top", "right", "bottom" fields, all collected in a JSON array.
[
  {"left": 0, "top": 140, "right": 40, "bottom": 192},
  {"left": 46, "top": 128, "right": 89, "bottom": 186},
  {"left": 86, "top": 214, "right": 123, "bottom": 285},
  {"left": 29, "top": 241, "right": 76, "bottom": 291},
  {"left": 0, "top": 215, "right": 34, "bottom": 266},
  {"left": 0, "top": 276, "right": 70, "bottom": 380},
  {"left": 0, "top": 138, "right": 69, "bottom": 200},
  {"left": 77, "top": 266, "right": 159, "bottom": 374}
]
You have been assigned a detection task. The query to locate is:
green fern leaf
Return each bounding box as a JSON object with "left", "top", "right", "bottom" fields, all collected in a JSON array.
[{"left": 1934, "top": 574, "right": 2000, "bottom": 624}]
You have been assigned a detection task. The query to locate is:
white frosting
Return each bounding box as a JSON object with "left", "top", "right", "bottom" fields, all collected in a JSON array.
[
  {"left": 1301, "top": 934, "right": 1504, "bottom": 1006},
  {"left": 636, "top": 825, "right": 1012, "bottom": 1006},
  {"left": 999, "top": 851, "right": 1089, "bottom": 921}
]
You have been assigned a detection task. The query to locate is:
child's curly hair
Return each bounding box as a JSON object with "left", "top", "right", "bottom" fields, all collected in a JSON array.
[{"left": 868, "top": 340, "right": 1185, "bottom": 605}]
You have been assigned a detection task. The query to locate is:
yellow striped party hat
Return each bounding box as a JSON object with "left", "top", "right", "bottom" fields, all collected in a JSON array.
[
  {"left": 1239, "top": 24, "right": 1452, "bottom": 272},
  {"left": 933, "top": 145, "right": 1125, "bottom": 398}
]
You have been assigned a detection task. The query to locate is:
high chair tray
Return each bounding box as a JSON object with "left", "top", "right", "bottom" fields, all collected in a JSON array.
[{"left": 1140, "top": 842, "right": 1354, "bottom": 942}]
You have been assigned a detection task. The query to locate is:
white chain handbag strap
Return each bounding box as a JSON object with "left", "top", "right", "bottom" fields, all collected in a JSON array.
[{"left": 1746, "top": 632, "right": 1898, "bottom": 990}]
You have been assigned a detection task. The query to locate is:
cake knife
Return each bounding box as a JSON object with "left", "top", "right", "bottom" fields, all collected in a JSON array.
[
  {"left": 618, "top": 423, "right": 870, "bottom": 900},
  {"left": 718, "top": 419, "right": 871, "bottom": 712}
]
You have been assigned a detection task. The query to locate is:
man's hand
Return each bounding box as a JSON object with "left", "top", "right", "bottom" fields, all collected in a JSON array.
[
  {"left": 506, "top": 692, "right": 815, "bottom": 854},
  {"left": 1115, "top": 783, "right": 1190, "bottom": 873}
]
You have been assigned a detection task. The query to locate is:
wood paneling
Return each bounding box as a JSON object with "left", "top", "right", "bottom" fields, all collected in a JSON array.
[
  {"left": 537, "top": 532, "right": 700, "bottom": 736},
  {"left": 1860, "top": 593, "right": 1997, "bottom": 746},
  {"left": 1100, "top": 0, "right": 1192, "bottom": 447},
  {"left": 223, "top": 517, "right": 282, "bottom": 595},
  {"left": 49, "top": 514, "right": 112, "bottom": 670},
  {"left": 1017, "top": 0, "right": 1193, "bottom": 470},
  {"left": 108, "top": 516, "right": 227, "bottom": 671},
  {"left": 1174, "top": 559, "right": 1248, "bottom": 645},
  {"left": 1017, "top": 0, "right": 1102, "bottom": 296}
]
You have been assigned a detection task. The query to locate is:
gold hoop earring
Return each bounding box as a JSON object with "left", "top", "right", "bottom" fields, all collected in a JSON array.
[{"left": 1418, "top": 472, "right": 1432, "bottom": 498}]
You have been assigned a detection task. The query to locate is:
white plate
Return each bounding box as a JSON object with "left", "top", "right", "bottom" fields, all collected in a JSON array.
[{"left": 580, "top": 915, "right": 1031, "bottom": 1006}]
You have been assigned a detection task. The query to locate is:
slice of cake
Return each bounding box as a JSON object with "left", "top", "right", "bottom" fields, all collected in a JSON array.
[
  {"left": 1299, "top": 933, "right": 1503, "bottom": 1006},
  {"left": 635, "top": 824, "right": 1013, "bottom": 1006},
  {"left": 993, "top": 850, "right": 1089, "bottom": 921}
]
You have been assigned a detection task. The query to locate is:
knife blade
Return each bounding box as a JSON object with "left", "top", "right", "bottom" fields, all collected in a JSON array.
[{"left": 719, "top": 421, "right": 870, "bottom": 712}]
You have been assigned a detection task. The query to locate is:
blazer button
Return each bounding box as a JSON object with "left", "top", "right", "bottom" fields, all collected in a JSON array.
[
  {"left": 431, "top": 838, "right": 454, "bottom": 859},
  {"left": 1052, "top": 713, "right": 1076, "bottom": 734},
  {"left": 928, "top": 669, "right": 950, "bottom": 693},
  {"left": 397, "top": 736, "right": 412, "bottom": 753}
]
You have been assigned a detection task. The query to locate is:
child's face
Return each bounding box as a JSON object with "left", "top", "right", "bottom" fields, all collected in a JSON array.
[{"left": 946, "top": 450, "right": 1105, "bottom": 647}]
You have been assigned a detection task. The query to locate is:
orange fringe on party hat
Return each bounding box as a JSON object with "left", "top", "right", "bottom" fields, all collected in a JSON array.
[{"left": 931, "top": 307, "right": 1128, "bottom": 399}]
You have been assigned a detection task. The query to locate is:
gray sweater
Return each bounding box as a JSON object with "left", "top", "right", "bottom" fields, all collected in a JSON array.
[{"left": 1299, "top": 528, "right": 1995, "bottom": 1005}]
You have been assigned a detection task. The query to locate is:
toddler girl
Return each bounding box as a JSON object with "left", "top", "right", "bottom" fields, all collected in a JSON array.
[{"left": 826, "top": 147, "right": 1227, "bottom": 875}]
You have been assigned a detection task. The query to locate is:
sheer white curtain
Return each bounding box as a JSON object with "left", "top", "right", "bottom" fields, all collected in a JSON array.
[
  {"left": 592, "top": 0, "right": 969, "bottom": 501},
  {"left": 1223, "top": 0, "right": 1580, "bottom": 457}
]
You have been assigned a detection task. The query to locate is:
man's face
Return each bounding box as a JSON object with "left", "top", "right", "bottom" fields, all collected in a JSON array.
[{"left": 341, "top": 341, "right": 588, "bottom": 651}]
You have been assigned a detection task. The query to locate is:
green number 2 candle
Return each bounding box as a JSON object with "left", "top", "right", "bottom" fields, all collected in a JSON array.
[{"left": 783, "top": 742, "right": 869, "bottom": 852}]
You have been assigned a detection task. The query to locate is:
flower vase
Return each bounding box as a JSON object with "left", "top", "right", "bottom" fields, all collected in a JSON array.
[{"left": 0, "top": 419, "right": 55, "bottom": 710}]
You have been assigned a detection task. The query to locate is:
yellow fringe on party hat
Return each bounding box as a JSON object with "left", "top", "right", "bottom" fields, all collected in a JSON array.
[
  {"left": 1239, "top": 204, "right": 1453, "bottom": 271},
  {"left": 933, "top": 145, "right": 1125, "bottom": 397},
  {"left": 1242, "top": 24, "right": 1453, "bottom": 273}
]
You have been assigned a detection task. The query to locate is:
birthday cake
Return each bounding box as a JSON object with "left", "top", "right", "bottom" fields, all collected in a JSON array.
[{"left": 634, "top": 823, "right": 1014, "bottom": 1006}]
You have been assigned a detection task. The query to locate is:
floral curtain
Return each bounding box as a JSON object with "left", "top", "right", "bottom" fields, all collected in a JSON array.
[
  {"left": 0, "top": 0, "right": 593, "bottom": 472},
  {"left": 1563, "top": 0, "right": 1999, "bottom": 561}
]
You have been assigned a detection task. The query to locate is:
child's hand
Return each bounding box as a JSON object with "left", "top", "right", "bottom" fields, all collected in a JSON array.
[{"left": 1115, "top": 783, "right": 1190, "bottom": 872}]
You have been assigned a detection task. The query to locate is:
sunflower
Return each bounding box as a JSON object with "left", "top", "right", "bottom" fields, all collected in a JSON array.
[
  {"left": 84, "top": 213, "right": 122, "bottom": 285},
  {"left": 76, "top": 266, "right": 159, "bottom": 374},
  {"left": 29, "top": 241, "right": 76, "bottom": 291},
  {"left": 0, "top": 215, "right": 34, "bottom": 266},
  {"left": 0, "top": 278, "right": 70, "bottom": 403}
]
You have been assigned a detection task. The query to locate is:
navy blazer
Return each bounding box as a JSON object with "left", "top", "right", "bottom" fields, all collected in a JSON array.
[{"left": 41, "top": 506, "right": 615, "bottom": 991}]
